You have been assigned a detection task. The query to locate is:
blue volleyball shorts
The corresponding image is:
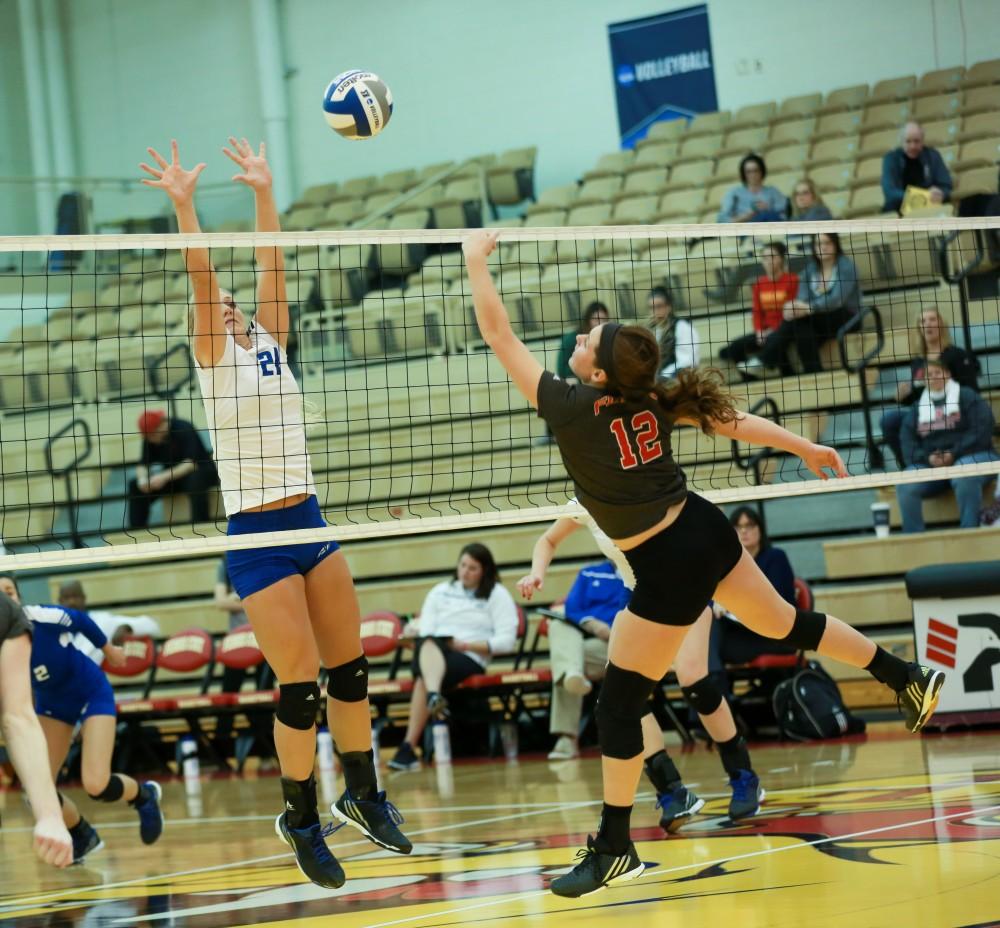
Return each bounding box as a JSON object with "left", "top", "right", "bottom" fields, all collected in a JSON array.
[
  {"left": 35, "top": 667, "right": 117, "bottom": 726},
  {"left": 225, "top": 495, "right": 341, "bottom": 599}
]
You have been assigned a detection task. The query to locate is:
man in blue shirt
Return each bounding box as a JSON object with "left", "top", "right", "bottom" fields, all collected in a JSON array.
[
  {"left": 0, "top": 574, "right": 164, "bottom": 865},
  {"left": 882, "top": 122, "right": 953, "bottom": 213},
  {"left": 546, "top": 560, "right": 630, "bottom": 760}
]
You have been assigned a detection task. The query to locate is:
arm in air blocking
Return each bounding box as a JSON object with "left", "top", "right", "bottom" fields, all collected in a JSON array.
[{"left": 517, "top": 517, "right": 581, "bottom": 600}]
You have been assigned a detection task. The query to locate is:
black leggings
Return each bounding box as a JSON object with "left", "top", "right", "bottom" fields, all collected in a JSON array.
[
  {"left": 623, "top": 492, "right": 744, "bottom": 626},
  {"left": 758, "top": 307, "right": 852, "bottom": 374}
]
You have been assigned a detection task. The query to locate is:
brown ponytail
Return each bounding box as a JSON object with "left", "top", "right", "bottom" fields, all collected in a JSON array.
[{"left": 606, "top": 325, "right": 739, "bottom": 434}]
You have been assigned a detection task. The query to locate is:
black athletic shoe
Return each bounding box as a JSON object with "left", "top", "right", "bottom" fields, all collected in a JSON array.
[
  {"left": 655, "top": 786, "right": 705, "bottom": 834},
  {"left": 427, "top": 693, "right": 450, "bottom": 721},
  {"left": 728, "top": 770, "right": 765, "bottom": 820},
  {"left": 387, "top": 742, "right": 421, "bottom": 771},
  {"left": 332, "top": 790, "right": 412, "bottom": 854},
  {"left": 70, "top": 820, "right": 104, "bottom": 865},
  {"left": 275, "top": 813, "right": 346, "bottom": 889},
  {"left": 549, "top": 835, "right": 644, "bottom": 898},
  {"left": 135, "top": 781, "right": 164, "bottom": 845},
  {"left": 897, "top": 663, "right": 945, "bottom": 732}
]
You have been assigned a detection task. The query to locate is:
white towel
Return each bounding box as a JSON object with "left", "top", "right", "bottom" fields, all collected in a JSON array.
[{"left": 917, "top": 378, "right": 962, "bottom": 434}]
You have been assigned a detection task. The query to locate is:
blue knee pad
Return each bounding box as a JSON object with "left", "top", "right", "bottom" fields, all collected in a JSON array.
[{"left": 595, "top": 663, "right": 658, "bottom": 760}]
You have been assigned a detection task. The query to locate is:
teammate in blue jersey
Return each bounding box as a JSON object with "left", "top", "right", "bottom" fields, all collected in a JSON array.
[{"left": 0, "top": 575, "right": 164, "bottom": 864}]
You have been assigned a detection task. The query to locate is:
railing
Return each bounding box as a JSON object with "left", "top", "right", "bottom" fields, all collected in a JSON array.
[
  {"left": 148, "top": 342, "right": 194, "bottom": 418},
  {"left": 836, "top": 304, "right": 885, "bottom": 470},
  {"left": 45, "top": 417, "right": 92, "bottom": 548},
  {"left": 938, "top": 229, "right": 986, "bottom": 354}
]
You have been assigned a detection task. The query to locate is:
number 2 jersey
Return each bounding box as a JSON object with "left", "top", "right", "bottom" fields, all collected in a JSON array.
[
  {"left": 195, "top": 322, "right": 316, "bottom": 516},
  {"left": 26, "top": 605, "right": 109, "bottom": 696},
  {"left": 537, "top": 370, "right": 687, "bottom": 539}
]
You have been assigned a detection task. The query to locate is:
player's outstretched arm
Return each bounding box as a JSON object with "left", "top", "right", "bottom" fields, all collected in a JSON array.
[
  {"left": 141, "top": 140, "right": 227, "bottom": 367},
  {"left": 518, "top": 517, "right": 580, "bottom": 599},
  {"left": 463, "top": 230, "right": 544, "bottom": 407},
  {"left": 223, "top": 137, "right": 289, "bottom": 348},
  {"left": 699, "top": 412, "right": 848, "bottom": 480}
]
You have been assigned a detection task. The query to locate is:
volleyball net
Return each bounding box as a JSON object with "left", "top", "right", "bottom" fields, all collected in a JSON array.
[{"left": 0, "top": 217, "right": 998, "bottom": 572}]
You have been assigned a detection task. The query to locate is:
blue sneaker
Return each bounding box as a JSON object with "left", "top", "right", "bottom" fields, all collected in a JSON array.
[
  {"left": 134, "top": 781, "right": 164, "bottom": 845},
  {"left": 728, "top": 770, "right": 765, "bottom": 820},
  {"left": 275, "top": 813, "right": 346, "bottom": 889},
  {"left": 332, "top": 789, "right": 412, "bottom": 854},
  {"left": 70, "top": 819, "right": 104, "bottom": 864},
  {"left": 655, "top": 786, "right": 705, "bottom": 834}
]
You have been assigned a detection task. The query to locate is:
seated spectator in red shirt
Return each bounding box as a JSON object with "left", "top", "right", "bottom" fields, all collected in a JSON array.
[{"left": 719, "top": 241, "right": 799, "bottom": 371}]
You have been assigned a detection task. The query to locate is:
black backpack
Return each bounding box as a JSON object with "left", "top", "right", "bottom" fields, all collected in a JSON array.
[{"left": 772, "top": 661, "right": 866, "bottom": 741}]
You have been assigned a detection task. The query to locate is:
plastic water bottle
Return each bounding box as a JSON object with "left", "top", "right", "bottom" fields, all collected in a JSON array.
[
  {"left": 185, "top": 776, "right": 203, "bottom": 817},
  {"left": 316, "top": 726, "right": 335, "bottom": 773},
  {"left": 432, "top": 721, "right": 452, "bottom": 764},
  {"left": 370, "top": 725, "right": 382, "bottom": 768},
  {"left": 180, "top": 736, "right": 199, "bottom": 782},
  {"left": 500, "top": 720, "right": 519, "bottom": 762},
  {"left": 435, "top": 759, "right": 455, "bottom": 798}
]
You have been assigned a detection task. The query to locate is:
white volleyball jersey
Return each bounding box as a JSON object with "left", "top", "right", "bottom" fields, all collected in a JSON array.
[
  {"left": 195, "top": 324, "right": 316, "bottom": 516},
  {"left": 566, "top": 497, "right": 636, "bottom": 590}
]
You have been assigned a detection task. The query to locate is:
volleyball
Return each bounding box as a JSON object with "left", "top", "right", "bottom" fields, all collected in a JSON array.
[{"left": 322, "top": 70, "right": 393, "bottom": 140}]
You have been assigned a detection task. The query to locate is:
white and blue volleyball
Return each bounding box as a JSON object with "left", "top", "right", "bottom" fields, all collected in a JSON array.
[{"left": 322, "top": 70, "right": 393, "bottom": 140}]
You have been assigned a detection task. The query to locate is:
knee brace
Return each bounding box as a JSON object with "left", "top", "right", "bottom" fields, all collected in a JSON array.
[
  {"left": 594, "top": 663, "right": 658, "bottom": 760},
  {"left": 782, "top": 609, "right": 828, "bottom": 652},
  {"left": 87, "top": 774, "right": 125, "bottom": 803},
  {"left": 276, "top": 681, "right": 321, "bottom": 730},
  {"left": 327, "top": 655, "right": 369, "bottom": 703},
  {"left": 681, "top": 675, "right": 724, "bottom": 716}
]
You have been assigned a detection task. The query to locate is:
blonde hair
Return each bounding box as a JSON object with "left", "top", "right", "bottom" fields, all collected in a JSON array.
[
  {"left": 791, "top": 177, "right": 826, "bottom": 217},
  {"left": 910, "top": 305, "right": 952, "bottom": 356}
]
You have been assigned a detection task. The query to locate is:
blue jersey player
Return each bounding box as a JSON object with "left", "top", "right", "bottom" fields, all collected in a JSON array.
[{"left": 0, "top": 575, "right": 164, "bottom": 864}]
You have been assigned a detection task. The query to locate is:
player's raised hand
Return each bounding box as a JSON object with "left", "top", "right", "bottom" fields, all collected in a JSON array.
[
  {"left": 801, "top": 443, "right": 848, "bottom": 480},
  {"left": 223, "top": 137, "right": 272, "bottom": 191},
  {"left": 140, "top": 140, "right": 206, "bottom": 204},
  {"left": 103, "top": 644, "right": 127, "bottom": 668},
  {"left": 462, "top": 229, "right": 499, "bottom": 261},
  {"left": 516, "top": 572, "right": 543, "bottom": 600}
]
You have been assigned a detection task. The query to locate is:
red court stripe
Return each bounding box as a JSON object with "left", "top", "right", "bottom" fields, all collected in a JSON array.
[
  {"left": 927, "top": 632, "right": 957, "bottom": 654},
  {"left": 926, "top": 647, "right": 956, "bottom": 668},
  {"left": 928, "top": 619, "right": 958, "bottom": 639}
]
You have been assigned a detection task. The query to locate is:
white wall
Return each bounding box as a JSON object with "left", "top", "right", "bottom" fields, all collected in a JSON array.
[{"left": 0, "top": 0, "right": 997, "bottom": 234}]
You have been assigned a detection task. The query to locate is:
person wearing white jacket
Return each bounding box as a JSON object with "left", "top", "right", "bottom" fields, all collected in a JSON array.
[{"left": 388, "top": 544, "right": 518, "bottom": 770}]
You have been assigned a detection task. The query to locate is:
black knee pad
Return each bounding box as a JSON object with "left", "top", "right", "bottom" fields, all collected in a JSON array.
[
  {"left": 327, "top": 655, "right": 369, "bottom": 703},
  {"left": 594, "top": 663, "right": 658, "bottom": 760},
  {"left": 782, "top": 609, "right": 828, "bottom": 652},
  {"left": 681, "top": 676, "right": 723, "bottom": 716},
  {"left": 87, "top": 774, "right": 125, "bottom": 803},
  {"left": 276, "top": 681, "right": 321, "bottom": 730}
]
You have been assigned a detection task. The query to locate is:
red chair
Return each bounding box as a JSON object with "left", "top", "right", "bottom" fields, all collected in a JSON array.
[
  {"left": 216, "top": 624, "right": 276, "bottom": 771},
  {"left": 103, "top": 635, "right": 157, "bottom": 699},
  {"left": 360, "top": 611, "right": 404, "bottom": 658},
  {"left": 102, "top": 636, "right": 164, "bottom": 772},
  {"left": 157, "top": 628, "right": 216, "bottom": 689}
]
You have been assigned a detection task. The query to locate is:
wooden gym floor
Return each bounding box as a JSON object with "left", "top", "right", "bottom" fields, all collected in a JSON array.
[{"left": 1, "top": 726, "right": 999, "bottom": 927}]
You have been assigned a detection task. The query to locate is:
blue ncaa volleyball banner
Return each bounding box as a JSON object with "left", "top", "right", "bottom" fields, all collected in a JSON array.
[{"left": 609, "top": 4, "right": 718, "bottom": 148}]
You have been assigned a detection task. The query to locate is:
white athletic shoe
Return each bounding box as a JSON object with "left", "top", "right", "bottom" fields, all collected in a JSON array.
[{"left": 547, "top": 735, "right": 580, "bottom": 760}]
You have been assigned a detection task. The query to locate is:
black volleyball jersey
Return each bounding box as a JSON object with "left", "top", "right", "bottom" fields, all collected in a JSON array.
[
  {"left": 0, "top": 592, "right": 31, "bottom": 644},
  {"left": 537, "top": 370, "right": 687, "bottom": 538}
]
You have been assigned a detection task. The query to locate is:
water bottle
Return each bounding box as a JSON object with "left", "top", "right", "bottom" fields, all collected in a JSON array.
[
  {"left": 500, "top": 720, "right": 519, "bottom": 763},
  {"left": 435, "top": 759, "right": 455, "bottom": 799},
  {"left": 316, "top": 726, "right": 335, "bottom": 773},
  {"left": 185, "top": 775, "right": 203, "bottom": 817},
  {"left": 370, "top": 725, "right": 382, "bottom": 768},
  {"left": 432, "top": 721, "right": 452, "bottom": 764},
  {"left": 180, "top": 736, "right": 199, "bottom": 782}
]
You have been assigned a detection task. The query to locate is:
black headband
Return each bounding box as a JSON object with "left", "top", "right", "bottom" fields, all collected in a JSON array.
[{"left": 597, "top": 322, "right": 622, "bottom": 384}]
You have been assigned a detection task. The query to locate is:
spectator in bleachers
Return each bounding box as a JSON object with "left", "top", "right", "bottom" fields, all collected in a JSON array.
[
  {"left": 881, "top": 308, "right": 981, "bottom": 467},
  {"left": 790, "top": 178, "right": 834, "bottom": 220},
  {"left": 127, "top": 410, "right": 219, "bottom": 529},
  {"left": 742, "top": 232, "right": 861, "bottom": 377},
  {"left": 647, "top": 287, "right": 700, "bottom": 380},
  {"left": 388, "top": 543, "right": 518, "bottom": 770},
  {"left": 717, "top": 154, "right": 788, "bottom": 223},
  {"left": 881, "top": 121, "right": 953, "bottom": 214},
  {"left": 719, "top": 241, "right": 800, "bottom": 372},
  {"left": 544, "top": 559, "right": 631, "bottom": 761},
  {"left": 896, "top": 359, "right": 999, "bottom": 532},
  {"left": 57, "top": 580, "right": 161, "bottom": 664},
  {"left": 709, "top": 508, "right": 796, "bottom": 695},
  {"left": 557, "top": 302, "right": 610, "bottom": 381}
]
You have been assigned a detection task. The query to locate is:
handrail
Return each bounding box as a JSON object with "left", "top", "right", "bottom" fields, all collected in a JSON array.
[
  {"left": 730, "top": 396, "right": 782, "bottom": 487},
  {"left": 45, "top": 417, "right": 92, "bottom": 549},
  {"left": 148, "top": 342, "right": 194, "bottom": 416},
  {"left": 937, "top": 229, "right": 984, "bottom": 353},
  {"left": 836, "top": 305, "right": 884, "bottom": 469}
]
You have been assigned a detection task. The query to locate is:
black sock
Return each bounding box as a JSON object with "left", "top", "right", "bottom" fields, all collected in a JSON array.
[
  {"left": 127, "top": 780, "right": 150, "bottom": 808},
  {"left": 718, "top": 734, "right": 753, "bottom": 779},
  {"left": 280, "top": 775, "right": 319, "bottom": 829},
  {"left": 643, "top": 750, "right": 682, "bottom": 794},
  {"left": 341, "top": 749, "right": 378, "bottom": 802},
  {"left": 69, "top": 817, "right": 88, "bottom": 836},
  {"left": 595, "top": 803, "right": 632, "bottom": 855},
  {"left": 866, "top": 646, "right": 909, "bottom": 691}
]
